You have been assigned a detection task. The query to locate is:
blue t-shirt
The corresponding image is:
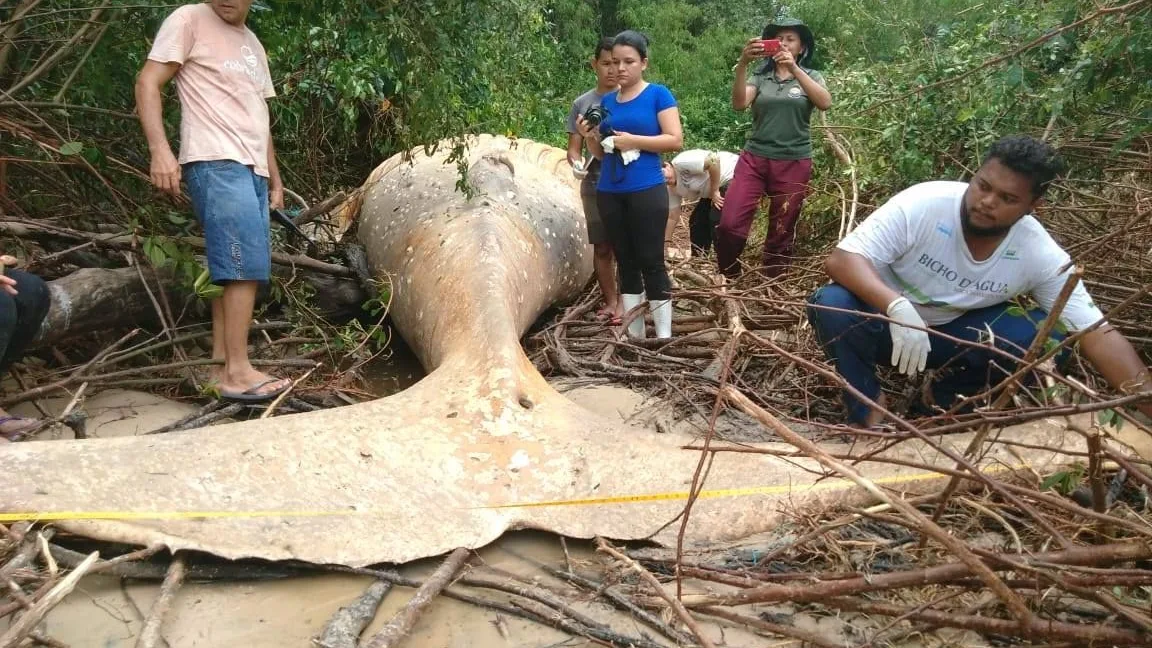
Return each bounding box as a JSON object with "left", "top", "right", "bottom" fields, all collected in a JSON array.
[{"left": 596, "top": 83, "right": 678, "bottom": 194}]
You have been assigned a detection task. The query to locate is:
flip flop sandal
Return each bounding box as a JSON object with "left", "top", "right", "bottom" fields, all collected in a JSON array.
[
  {"left": 220, "top": 378, "right": 290, "bottom": 403},
  {"left": 0, "top": 416, "right": 42, "bottom": 442}
]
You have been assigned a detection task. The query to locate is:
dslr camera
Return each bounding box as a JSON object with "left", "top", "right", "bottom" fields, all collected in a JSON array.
[{"left": 582, "top": 105, "right": 612, "bottom": 134}]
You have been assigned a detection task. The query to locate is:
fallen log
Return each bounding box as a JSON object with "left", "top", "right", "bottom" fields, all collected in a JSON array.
[{"left": 30, "top": 263, "right": 364, "bottom": 348}]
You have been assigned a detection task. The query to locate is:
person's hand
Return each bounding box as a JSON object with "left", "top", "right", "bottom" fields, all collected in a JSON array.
[
  {"left": 739, "top": 38, "right": 766, "bottom": 65},
  {"left": 570, "top": 158, "right": 588, "bottom": 180},
  {"left": 0, "top": 255, "right": 17, "bottom": 296},
  {"left": 575, "top": 116, "right": 599, "bottom": 141},
  {"left": 610, "top": 132, "right": 637, "bottom": 151},
  {"left": 773, "top": 47, "right": 798, "bottom": 71},
  {"left": 149, "top": 147, "right": 182, "bottom": 197},
  {"left": 886, "top": 296, "right": 930, "bottom": 376},
  {"left": 269, "top": 184, "right": 285, "bottom": 210},
  {"left": 710, "top": 190, "right": 725, "bottom": 210}
]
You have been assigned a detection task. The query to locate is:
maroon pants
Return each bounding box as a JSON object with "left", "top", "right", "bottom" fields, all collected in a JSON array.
[{"left": 715, "top": 151, "right": 813, "bottom": 278}]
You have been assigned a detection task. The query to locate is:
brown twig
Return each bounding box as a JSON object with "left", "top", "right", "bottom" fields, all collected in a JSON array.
[
  {"left": 135, "top": 552, "right": 186, "bottom": 648},
  {"left": 0, "top": 550, "right": 98, "bottom": 648},
  {"left": 362, "top": 547, "right": 471, "bottom": 648},
  {"left": 596, "top": 537, "right": 717, "bottom": 648}
]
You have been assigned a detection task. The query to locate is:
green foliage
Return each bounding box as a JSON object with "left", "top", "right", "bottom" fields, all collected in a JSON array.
[
  {"left": 1040, "top": 462, "right": 1085, "bottom": 495},
  {"left": 3, "top": 0, "right": 1150, "bottom": 256}
]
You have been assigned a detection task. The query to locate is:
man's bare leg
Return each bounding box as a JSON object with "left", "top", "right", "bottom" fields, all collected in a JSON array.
[
  {"left": 207, "top": 298, "right": 226, "bottom": 385},
  {"left": 861, "top": 392, "right": 888, "bottom": 428},
  {"left": 593, "top": 243, "right": 620, "bottom": 317},
  {"left": 215, "top": 280, "right": 286, "bottom": 396}
]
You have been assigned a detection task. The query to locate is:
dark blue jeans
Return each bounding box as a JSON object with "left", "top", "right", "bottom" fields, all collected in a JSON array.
[
  {"left": 806, "top": 283, "right": 1065, "bottom": 424},
  {"left": 0, "top": 270, "right": 51, "bottom": 376}
]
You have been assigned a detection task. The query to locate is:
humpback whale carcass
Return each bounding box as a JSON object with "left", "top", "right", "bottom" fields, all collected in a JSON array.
[{"left": 0, "top": 136, "right": 1080, "bottom": 566}]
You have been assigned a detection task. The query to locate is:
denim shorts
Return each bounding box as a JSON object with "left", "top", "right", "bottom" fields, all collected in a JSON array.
[{"left": 184, "top": 160, "right": 271, "bottom": 283}]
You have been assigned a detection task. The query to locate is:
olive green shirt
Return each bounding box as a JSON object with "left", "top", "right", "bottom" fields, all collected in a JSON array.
[{"left": 743, "top": 67, "right": 825, "bottom": 160}]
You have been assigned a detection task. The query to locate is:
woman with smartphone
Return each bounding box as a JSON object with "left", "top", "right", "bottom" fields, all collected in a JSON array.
[
  {"left": 577, "top": 30, "right": 683, "bottom": 339},
  {"left": 716, "top": 18, "right": 832, "bottom": 279}
]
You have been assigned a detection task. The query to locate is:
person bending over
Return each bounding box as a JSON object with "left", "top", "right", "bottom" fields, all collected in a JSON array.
[
  {"left": 663, "top": 149, "right": 739, "bottom": 257},
  {"left": 0, "top": 257, "right": 50, "bottom": 442},
  {"left": 578, "top": 31, "right": 683, "bottom": 339},
  {"left": 567, "top": 37, "right": 621, "bottom": 323},
  {"left": 136, "top": 0, "right": 290, "bottom": 402},
  {"left": 807, "top": 135, "right": 1152, "bottom": 426},
  {"left": 717, "top": 18, "right": 831, "bottom": 279}
]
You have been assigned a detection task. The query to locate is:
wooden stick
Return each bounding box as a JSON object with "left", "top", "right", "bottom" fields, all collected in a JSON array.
[
  {"left": 362, "top": 547, "right": 470, "bottom": 648},
  {"left": 293, "top": 191, "right": 348, "bottom": 227},
  {"left": 0, "top": 550, "right": 98, "bottom": 648},
  {"left": 696, "top": 606, "right": 842, "bottom": 648},
  {"left": 314, "top": 580, "right": 391, "bottom": 648},
  {"left": 596, "top": 537, "right": 717, "bottom": 648},
  {"left": 135, "top": 553, "right": 187, "bottom": 648}
]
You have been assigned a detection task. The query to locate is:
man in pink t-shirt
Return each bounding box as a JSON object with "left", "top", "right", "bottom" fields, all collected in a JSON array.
[{"left": 135, "top": 0, "right": 289, "bottom": 402}]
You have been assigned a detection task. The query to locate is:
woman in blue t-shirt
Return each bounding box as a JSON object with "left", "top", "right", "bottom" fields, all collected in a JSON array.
[{"left": 577, "top": 30, "right": 683, "bottom": 339}]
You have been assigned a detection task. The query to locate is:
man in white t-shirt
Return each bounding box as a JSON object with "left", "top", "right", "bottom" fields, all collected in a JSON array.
[
  {"left": 807, "top": 135, "right": 1152, "bottom": 426},
  {"left": 663, "top": 149, "right": 739, "bottom": 256},
  {"left": 135, "top": 0, "right": 290, "bottom": 402}
]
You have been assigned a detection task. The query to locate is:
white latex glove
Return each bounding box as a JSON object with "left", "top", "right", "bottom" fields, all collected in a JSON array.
[{"left": 886, "top": 296, "right": 930, "bottom": 376}]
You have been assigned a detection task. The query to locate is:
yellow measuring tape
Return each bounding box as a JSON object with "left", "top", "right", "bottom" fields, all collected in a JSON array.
[{"left": 0, "top": 463, "right": 1026, "bottom": 523}]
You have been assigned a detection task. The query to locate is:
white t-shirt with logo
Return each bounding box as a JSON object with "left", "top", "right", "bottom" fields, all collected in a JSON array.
[
  {"left": 668, "top": 150, "right": 739, "bottom": 207},
  {"left": 148, "top": 3, "right": 276, "bottom": 177},
  {"left": 837, "top": 181, "right": 1104, "bottom": 331}
]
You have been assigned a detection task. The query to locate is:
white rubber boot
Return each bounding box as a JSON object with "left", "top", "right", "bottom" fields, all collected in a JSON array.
[
  {"left": 620, "top": 293, "right": 646, "bottom": 339},
  {"left": 650, "top": 299, "right": 672, "bottom": 339}
]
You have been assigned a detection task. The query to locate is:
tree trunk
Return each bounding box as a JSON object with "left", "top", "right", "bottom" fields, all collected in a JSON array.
[{"left": 33, "top": 267, "right": 366, "bottom": 348}]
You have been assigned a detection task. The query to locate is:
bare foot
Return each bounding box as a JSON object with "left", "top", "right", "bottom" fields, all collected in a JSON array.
[{"left": 217, "top": 368, "right": 290, "bottom": 401}]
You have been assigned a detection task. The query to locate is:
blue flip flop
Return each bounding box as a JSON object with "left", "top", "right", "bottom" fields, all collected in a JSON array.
[{"left": 220, "top": 378, "right": 290, "bottom": 403}]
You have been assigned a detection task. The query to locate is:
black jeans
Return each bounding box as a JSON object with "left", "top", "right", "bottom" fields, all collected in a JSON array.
[
  {"left": 689, "top": 183, "right": 728, "bottom": 256},
  {"left": 0, "top": 270, "right": 50, "bottom": 376},
  {"left": 597, "top": 184, "right": 671, "bottom": 300}
]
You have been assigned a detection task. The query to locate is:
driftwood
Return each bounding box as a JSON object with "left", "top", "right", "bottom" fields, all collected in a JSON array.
[
  {"left": 313, "top": 580, "right": 392, "bottom": 648},
  {"left": 361, "top": 548, "right": 470, "bottom": 648},
  {"left": 0, "top": 550, "right": 97, "bottom": 648},
  {"left": 28, "top": 262, "right": 364, "bottom": 349}
]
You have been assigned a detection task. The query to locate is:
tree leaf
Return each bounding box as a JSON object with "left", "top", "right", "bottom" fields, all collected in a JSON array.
[{"left": 58, "top": 141, "right": 84, "bottom": 156}]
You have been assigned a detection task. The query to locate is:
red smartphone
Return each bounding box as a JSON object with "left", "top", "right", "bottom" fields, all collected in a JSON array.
[{"left": 761, "top": 38, "right": 782, "bottom": 55}]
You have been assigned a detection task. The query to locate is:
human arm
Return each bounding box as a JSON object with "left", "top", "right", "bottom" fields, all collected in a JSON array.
[
  {"left": 566, "top": 133, "right": 584, "bottom": 168},
  {"left": 824, "top": 249, "right": 902, "bottom": 312},
  {"left": 1079, "top": 328, "right": 1152, "bottom": 418},
  {"left": 773, "top": 49, "right": 832, "bottom": 110},
  {"left": 575, "top": 116, "right": 605, "bottom": 160},
  {"left": 612, "top": 106, "right": 683, "bottom": 154},
  {"left": 267, "top": 137, "right": 283, "bottom": 210},
  {"left": 0, "top": 255, "right": 17, "bottom": 296},
  {"left": 731, "top": 38, "right": 763, "bottom": 111},
  {"left": 1032, "top": 268, "right": 1152, "bottom": 418},
  {"left": 134, "top": 60, "right": 182, "bottom": 196},
  {"left": 704, "top": 153, "right": 723, "bottom": 208},
  {"left": 824, "top": 198, "right": 932, "bottom": 376}
]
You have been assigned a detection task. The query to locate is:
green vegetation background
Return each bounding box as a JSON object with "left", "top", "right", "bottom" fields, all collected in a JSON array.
[{"left": 3, "top": 0, "right": 1149, "bottom": 255}]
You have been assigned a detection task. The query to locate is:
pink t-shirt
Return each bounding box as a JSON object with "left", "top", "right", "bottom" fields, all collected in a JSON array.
[{"left": 148, "top": 3, "right": 276, "bottom": 177}]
